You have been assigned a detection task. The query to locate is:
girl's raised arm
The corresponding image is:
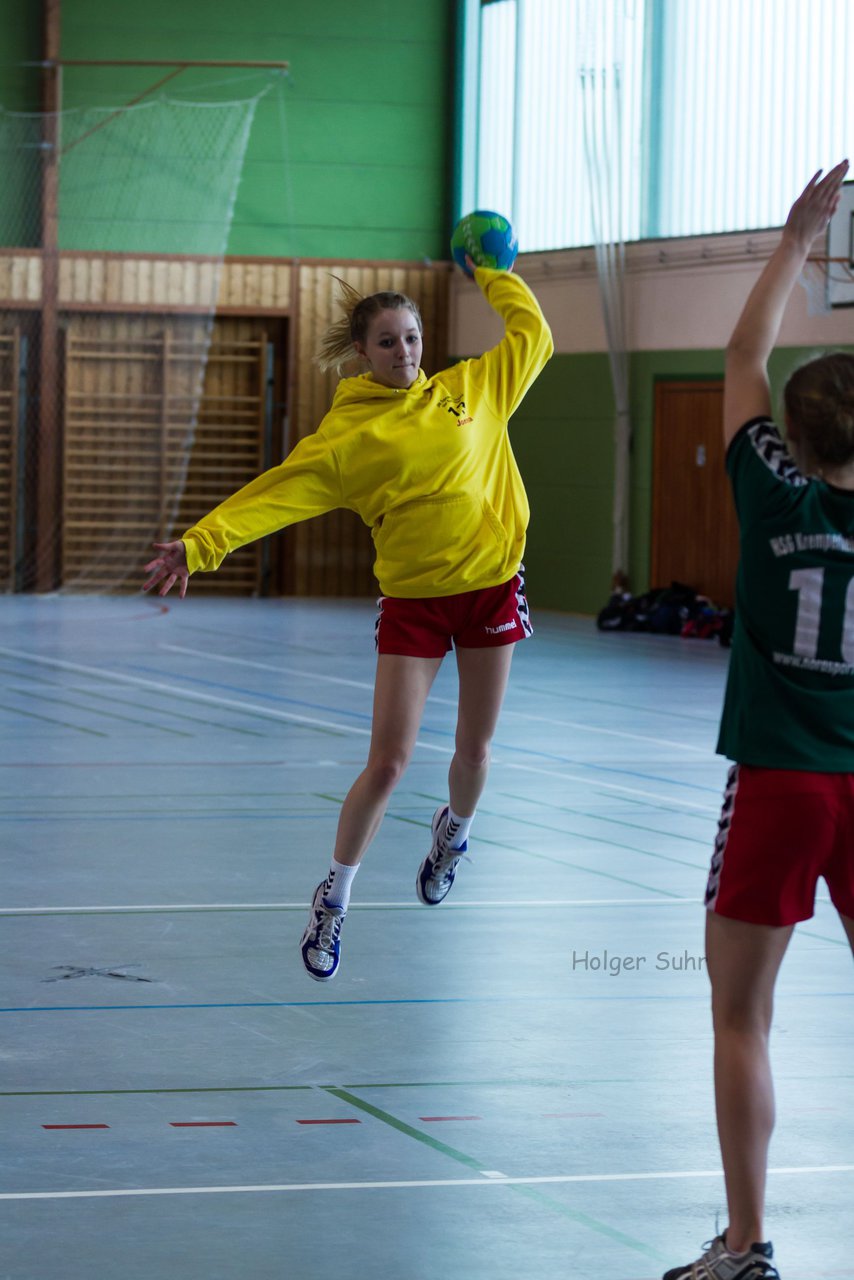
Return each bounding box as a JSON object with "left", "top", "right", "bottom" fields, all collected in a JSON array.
[{"left": 723, "top": 161, "right": 848, "bottom": 447}]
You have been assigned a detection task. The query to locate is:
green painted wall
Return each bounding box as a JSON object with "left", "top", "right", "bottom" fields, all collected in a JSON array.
[
  {"left": 0, "top": 1, "right": 43, "bottom": 245},
  {"left": 0, "top": 0, "right": 40, "bottom": 107},
  {"left": 514, "top": 344, "right": 854, "bottom": 618},
  {"left": 2, "top": 0, "right": 455, "bottom": 259},
  {"left": 512, "top": 353, "right": 616, "bottom": 616}
]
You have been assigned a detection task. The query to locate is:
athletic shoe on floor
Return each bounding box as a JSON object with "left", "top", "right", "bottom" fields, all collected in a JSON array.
[
  {"left": 300, "top": 881, "right": 346, "bottom": 981},
  {"left": 663, "top": 1233, "right": 780, "bottom": 1280},
  {"left": 416, "top": 805, "right": 467, "bottom": 906}
]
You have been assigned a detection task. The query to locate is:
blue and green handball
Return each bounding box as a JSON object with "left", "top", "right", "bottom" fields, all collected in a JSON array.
[{"left": 450, "top": 209, "right": 518, "bottom": 277}]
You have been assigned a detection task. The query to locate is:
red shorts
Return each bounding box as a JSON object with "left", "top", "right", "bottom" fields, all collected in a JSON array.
[
  {"left": 705, "top": 764, "right": 854, "bottom": 926},
  {"left": 375, "top": 570, "right": 532, "bottom": 658}
]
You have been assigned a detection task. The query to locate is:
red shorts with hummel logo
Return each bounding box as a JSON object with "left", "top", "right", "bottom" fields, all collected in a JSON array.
[
  {"left": 375, "top": 569, "right": 532, "bottom": 658},
  {"left": 705, "top": 764, "right": 854, "bottom": 925}
]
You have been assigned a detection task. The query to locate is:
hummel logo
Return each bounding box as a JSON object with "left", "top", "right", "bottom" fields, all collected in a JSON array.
[{"left": 484, "top": 620, "right": 517, "bottom": 635}]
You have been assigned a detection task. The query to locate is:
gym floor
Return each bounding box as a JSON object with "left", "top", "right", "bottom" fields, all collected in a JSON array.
[{"left": 1, "top": 595, "right": 851, "bottom": 1280}]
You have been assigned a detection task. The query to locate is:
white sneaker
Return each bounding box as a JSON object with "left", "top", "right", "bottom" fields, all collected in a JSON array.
[
  {"left": 662, "top": 1233, "right": 780, "bottom": 1280},
  {"left": 299, "top": 882, "right": 346, "bottom": 981},
  {"left": 416, "top": 805, "right": 467, "bottom": 905}
]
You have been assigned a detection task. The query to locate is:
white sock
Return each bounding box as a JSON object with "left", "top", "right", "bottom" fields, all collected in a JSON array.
[
  {"left": 445, "top": 807, "right": 474, "bottom": 850},
  {"left": 322, "top": 858, "right": 359, "bottom": 910}
]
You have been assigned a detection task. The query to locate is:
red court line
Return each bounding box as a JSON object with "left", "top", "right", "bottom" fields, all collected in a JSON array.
[
  {"left": 169, "top": 1122, "right": 237, "bottom": 1128},
  {"left": 419, "top": 1116, "right": 481, "bottom": 1122},
  {"left": 42, "top": 1124, "right": 109, "bottom": 1130},
  {"left": 296, "top": 1119, "right": 361, "bottom": 1126}
]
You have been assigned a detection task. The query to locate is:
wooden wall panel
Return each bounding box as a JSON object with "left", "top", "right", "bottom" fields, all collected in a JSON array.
[
  {"left": 0, "top": 254, "right": 41, "bottom": 306},
  {"left": 61, "top": 315, "right": 269, "bottom": 594},
  {"left": 0, "top": 252, "right": 292, "bottom": 313},
  {"left": 287, "top": 261, "right": 451, "bottom": 598},
  {"left": 0, "top": 251, "right": 452, "bottom": 599}
]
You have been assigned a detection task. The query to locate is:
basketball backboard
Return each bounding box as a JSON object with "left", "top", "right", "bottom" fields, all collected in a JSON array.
[{"left": 826, "top": 178, "right": 854, "bottom": 307}]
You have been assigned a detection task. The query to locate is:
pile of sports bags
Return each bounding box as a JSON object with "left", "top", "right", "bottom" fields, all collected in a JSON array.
[{"left": 596, "top": 581, "right": 733, "bottom": 646}]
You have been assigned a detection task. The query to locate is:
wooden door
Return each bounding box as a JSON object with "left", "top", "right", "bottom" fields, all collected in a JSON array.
[
  {"left": 651, "top": 379, "right": 739, "bottom": 608},
  {"left": 0, "top": 328, "right": 20, "bottom": 591}
]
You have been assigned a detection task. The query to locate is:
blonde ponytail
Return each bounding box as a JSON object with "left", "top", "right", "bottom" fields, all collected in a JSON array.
[
  {"left": 315, "top": 277, "right": 366, "bottom": 375},
  {"left": 315, "top": 276, "right": 423, "bottom": 377}
]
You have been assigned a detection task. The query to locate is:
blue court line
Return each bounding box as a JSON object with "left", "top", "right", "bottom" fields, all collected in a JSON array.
[
  {"left": 2, "top": 992, "right": 851, "bottom": 1013},
  {"left": 124, "top": 662, "right": 723, "bottom": 795},
  {"left": 125, "top": 663, "right": 375, "bottom": 725}
]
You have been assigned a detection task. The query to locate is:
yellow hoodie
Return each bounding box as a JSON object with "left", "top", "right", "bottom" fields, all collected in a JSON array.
[{"left": 182, "top": 266, "right": 553, "bottom": 598}]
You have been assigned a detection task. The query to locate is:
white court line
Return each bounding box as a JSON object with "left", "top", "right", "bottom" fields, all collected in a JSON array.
[
  {"left": 161, "top": 644, "right": 377, "bottom": 692},
  {"left": 162, "top": 643, "right": 716, "bottom": 756},
  {"left": 2, "top": 1164, "right": 852, "bottom": 1202},
  {"left": 0, "top": 645, "right": 718, "bottom": 812},
  {"left": 0, "top": 898, "right": 700, "bottom": 915},
  {"left": 0, "top": 646, "right": 439, "bottom": 755}
]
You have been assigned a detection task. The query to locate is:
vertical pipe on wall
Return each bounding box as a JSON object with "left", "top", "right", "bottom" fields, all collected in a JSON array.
[
  {"left": 36, "top": 0, "right": 61, "bottom": 591},
  {"left": 452, "top": 0, "right": 482, "bottom": 224},
  {"left": 510, "top": 0, "right": 525, "bottom": 228},
  {"left": 640, "top": 0, "right": 664, "bottom": 240}
]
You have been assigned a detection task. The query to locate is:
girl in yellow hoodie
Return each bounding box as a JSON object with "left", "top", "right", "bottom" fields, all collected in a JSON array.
[{"left": 144, "top": 263, "right": 553, "bottom": 981}]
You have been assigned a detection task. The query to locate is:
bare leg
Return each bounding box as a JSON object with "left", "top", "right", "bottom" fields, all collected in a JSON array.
[
  {"left": 839, "top": 911, "right": 854, "bottom": 956},
  {"left": 331, "top": 653, "right": 443, "bottom": 866},
  {"left": 449, "top": 644, "right": 515, "bottom": 816},
  {"left": 705, "top": 910, "right": 794, "bottom": 1252}
]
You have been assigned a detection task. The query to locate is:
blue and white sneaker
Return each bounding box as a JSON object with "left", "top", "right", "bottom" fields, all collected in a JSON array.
[
  {"left": 300, "top": 881, "right": 346, "bottom": 982},
  {"left": 663, "top": 1233, "right": 780, "bottom": 1280},
  {"left": 416, "top": 805, "right": 467, "bottom": 906}
]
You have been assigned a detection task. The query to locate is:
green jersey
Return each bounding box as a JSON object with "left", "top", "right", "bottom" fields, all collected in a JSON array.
[{"left": 717, "top": 417, "right": 854, "bottom": 769}]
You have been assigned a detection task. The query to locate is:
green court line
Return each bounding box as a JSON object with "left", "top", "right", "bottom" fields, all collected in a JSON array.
[
  {"left": 506, "top": 1181, "right": 669, "bottom": 1262},
  {"left": 0, "top": 662, "right": 267, "bottom": 738},
  {"left": 508, "top": 681, "right": 720, "bottom": 726},
  {"left": 323, "top": 1087, "right": 485, "bottom": 1171},
  {"left": 405, "top": 793, "right": 687, "bottom": 899},
  {"left": 798, "top": 928, "right": 852, "bottom": 948},
  {"left": 177, "top": 623, "right": 328, "bottom": 658},
  {"left": 0, "top": 1085, "right": 314, "bottom": 1097},
  {"left": 0, "top": 700, "right": 108, "bottom": 737},
  {"left": 58, "top": 683, "right": 267, "bottom": 738},
  {"left": 325, "top": 1086, "right": 668, "bottom": 1262},
  {"left": 6, "top": 687, "right": 194, "bottom": 738},
  {"left": 502, "top": 789, "right": 712, "bottom": 851},
  {"left": 4, "top": 1071, "right": 853, "bottom": 1099},
  {"left": 1, "top": 653, "right": 352, "bottom": 741}
]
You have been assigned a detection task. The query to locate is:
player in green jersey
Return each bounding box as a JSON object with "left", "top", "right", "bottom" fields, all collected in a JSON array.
[{"left": 665, "top": 162, "right": 852, "bottom": 1280}]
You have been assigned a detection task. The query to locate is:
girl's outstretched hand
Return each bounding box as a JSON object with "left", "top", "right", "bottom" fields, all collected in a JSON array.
[
  {"left": 783, "top": 160, "right": 849, "bottom": 250},
  {"left": 143, "top": 540, "right": 189, "bottom": 598}
]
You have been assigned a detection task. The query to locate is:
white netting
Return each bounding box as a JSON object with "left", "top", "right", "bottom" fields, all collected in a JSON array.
[
  {"left": 578, "top": 2, "right": 637, "bottom": 588},
  {"left": 0, "top": 85, "right": 271, "bottom": 592}
]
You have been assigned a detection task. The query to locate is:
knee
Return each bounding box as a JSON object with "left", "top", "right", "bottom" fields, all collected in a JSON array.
[
  {"left": 364, "top": 754, "right": 408, "bottom": 796},
  {"left": 711, "top": 995, "right": 773, "bottom": 1039},
  {"left": 454, "top": 739, "right": 491, "bottom": 772}
]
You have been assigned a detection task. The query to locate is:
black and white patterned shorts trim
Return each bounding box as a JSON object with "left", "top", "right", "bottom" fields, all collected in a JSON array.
[
  {"left": 515, "top": 564, "right": 533, "bottom": 638},
  {"left": 705, "top": 763, "right": 740, "bottom": 909}
]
